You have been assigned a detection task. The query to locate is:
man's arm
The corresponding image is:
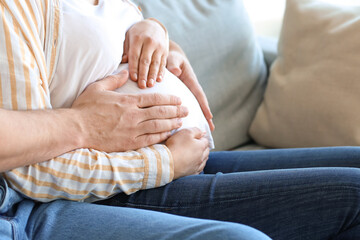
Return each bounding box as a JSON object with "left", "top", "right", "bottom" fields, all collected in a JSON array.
[
  {"left": 0, "top": 2, "right": 184, "bottom": 202},
  {"left": 0, "top": 72, "right": 188, "bottom": 172},
  {"left": 1, "top": 71, "right": 187, "bottom": 202},
  {"left": 0, "top": 108, "right": 82, "bottom": 172}
]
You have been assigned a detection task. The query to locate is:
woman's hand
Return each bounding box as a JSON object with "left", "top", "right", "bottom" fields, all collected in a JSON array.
[
  {"left": 166, "top": 128, "right": 210, "bottom": 179},
  {"left": 122, "top": 19, "right": 168, "bottom": 89},
  {"left": 167, "top": 40, "right": 215, "bottom": 131},
  {"left": 72, "top": 70, "right": 188, "bottom": 152}
]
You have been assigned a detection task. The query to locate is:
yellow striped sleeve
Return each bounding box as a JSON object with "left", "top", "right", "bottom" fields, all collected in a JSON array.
[
  {"left": 0, "top": 0, "right": 174, "bottom": 203},
  {"left": 4, "top": 145, "right": 173, "bottom": 202},
  {"left": 0, "top": 0, "right": 49, "bottom": 110}
]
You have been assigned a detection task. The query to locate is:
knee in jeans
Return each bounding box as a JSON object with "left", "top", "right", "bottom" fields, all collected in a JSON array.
[{"left": 197, "top": 222, "right": 271, "bottom": 240}]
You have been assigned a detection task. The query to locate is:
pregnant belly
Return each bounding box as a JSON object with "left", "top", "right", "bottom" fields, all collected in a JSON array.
[{"left": 114, "top": 63, "right": 214, "bottom": 149}]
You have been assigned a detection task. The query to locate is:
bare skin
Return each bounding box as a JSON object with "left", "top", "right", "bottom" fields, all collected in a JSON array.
[
  {"left": 0, "top": 71, "right": 188, "bottom": 172},
  {"left": 122, "top": 21, "right": 215, "bottom": 130},
  {"left": 167, "top": 41, "right": 215, "bottom": 131},
  {"left": 1, "top": 0, "right": 211, "bottom": 179},
  {"left": 166, "top": 128, "right": 210, "bottom": 179}
]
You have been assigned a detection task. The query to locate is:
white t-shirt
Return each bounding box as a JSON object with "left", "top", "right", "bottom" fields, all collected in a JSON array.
[{"left": 51, "top": 0, "right": 214, "bottom": 148}]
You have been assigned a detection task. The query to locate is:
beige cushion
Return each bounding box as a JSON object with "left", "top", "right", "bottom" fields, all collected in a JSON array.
[{"left": 249, "top": 0, "right": 360, "bottom": 147}]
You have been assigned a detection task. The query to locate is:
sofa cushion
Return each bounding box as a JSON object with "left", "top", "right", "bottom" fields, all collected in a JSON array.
[
  {"left": 250, "top": 0, "right": 360, "bottom": 147},
  {"left": 132, "top": 0, "right": 267, "bottom": 150}
]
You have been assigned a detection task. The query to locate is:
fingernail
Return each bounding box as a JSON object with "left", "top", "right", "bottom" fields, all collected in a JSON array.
[
  {"left": 132, "top": 73, "right": 138, "bottom": 80},
  {"left": 149, "top": 79, "right": 154, "bottom": 86},
  {"left": 210, "top": 119, "right": 215, "bottom": 129},
  {"left": 157, "top": 75, "right": 163, "bottom": 82},
  {"left": 167, "top": 131, "right": 172, "bottom": 137},
  {"left": 177, "top": 118, "right": 183, "bottom": 127},
  {"left": 181, "top": 106, "right": 189, "bottom": 116}
]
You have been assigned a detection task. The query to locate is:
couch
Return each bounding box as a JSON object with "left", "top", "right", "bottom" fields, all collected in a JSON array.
[{"left": 132, "top": 0, "right": 276, "bottom": 151}]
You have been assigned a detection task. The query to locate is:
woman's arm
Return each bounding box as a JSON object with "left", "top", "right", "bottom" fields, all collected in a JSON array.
[
  {"left": 122, "top": 18, "right": 169, "bottom": 88},
  {"left": 167, "top": 40, "right": 215, "bottom": 131},
  {"left": 121, "top": 19, "right": 215, "bottom": 131}
]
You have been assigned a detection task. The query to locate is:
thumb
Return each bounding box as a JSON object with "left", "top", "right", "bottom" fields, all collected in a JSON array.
[
  {"left": 96, "top": 70, "right": 129, "bottom": 91},
  {"left": 167, "top": 54, "right": 183, "bottom": 77}
]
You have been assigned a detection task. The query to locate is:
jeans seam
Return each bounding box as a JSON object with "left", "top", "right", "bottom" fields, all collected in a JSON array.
[
  {"left": 127, "top": 185, "right": 360, "bottom": 209},
  {"left": 10, "top": 219, "right": 17, "bottom": 240},
  {"left": 0, "top": 216, "right": 17, "bottom": 240}
]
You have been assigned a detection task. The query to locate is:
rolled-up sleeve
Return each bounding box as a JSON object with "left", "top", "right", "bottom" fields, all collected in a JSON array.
[{"left": 0, "top": 0, "right": 174, "bottom": 203}]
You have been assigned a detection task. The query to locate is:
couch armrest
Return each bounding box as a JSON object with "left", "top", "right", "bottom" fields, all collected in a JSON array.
[{"left": 257, "top": 36, "right": 278, "bottom": 69}]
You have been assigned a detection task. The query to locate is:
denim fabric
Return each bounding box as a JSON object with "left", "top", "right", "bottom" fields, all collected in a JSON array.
[
  {"left": 0, "top": 178, "right": 269, "bottom": 240},
  {"left": 97, "top": 147, "right": 360, "bottom": 240}
]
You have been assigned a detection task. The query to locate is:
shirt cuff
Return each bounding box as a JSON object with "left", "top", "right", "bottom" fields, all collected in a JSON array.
[{"left": 138, "top": 144, "right": 174, "bottom": 190}]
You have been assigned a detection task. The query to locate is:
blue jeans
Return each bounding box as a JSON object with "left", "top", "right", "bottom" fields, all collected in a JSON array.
[
  {"left": 0, "top": 178, "right": 269, "bottom": 239},
  {"left": 96, "top": 147, "right": 360, "bottom": 240}
]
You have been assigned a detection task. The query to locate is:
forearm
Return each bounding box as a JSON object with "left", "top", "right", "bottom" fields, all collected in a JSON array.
[
  {"left": 0, "top": 108, "right": 83, "bottom": 172},
  {"left": 3, "top": 144, "right": 174, "bottom": 202}
]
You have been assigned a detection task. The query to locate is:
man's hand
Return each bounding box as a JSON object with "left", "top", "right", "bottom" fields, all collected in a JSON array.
[
  {"left": 122, "top": 19, "right": 168, "bottom": 89},
  {"left": 167, "top": 41, "right": 215, "bottom": 131},
  {"left": 72, "top": 70, "right": 188, "bottom": 152}
]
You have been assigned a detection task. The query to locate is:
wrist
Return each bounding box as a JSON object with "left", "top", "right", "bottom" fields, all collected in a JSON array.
[
  {"left": 146, "top": 18, "right": 169, "bottom": 50},
  {"left": 146, "top": 18, "right": 168, "bottom": 38},
  {"left": 58, "top": 108, "right": 85, "bottom": 149}
]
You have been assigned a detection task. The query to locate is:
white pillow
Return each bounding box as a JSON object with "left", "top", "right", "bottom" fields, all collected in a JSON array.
[{"left": 114, "top": 63, "right": 215, "bottom": 149}]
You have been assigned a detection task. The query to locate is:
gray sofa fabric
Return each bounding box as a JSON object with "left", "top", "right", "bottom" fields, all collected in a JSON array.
[{"left": 133, "top": 0, "right": 268, "bottom": 151}]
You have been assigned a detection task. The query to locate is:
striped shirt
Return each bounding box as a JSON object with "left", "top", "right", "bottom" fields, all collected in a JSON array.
[{"left": 0, "top": 0, "right": 174, "bottom": 202}]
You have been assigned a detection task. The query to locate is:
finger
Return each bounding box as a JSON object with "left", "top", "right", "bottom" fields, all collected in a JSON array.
[
  {"left": 208, "top": 119, "right": 215, "bottom": 131},
  {"left": 188, "top": 127, "right": 203, "bottom": 139},
  {"left": 128, "top": 36, "right": 142, "bottom": 82},
  {"left": 157, "top": 55, "right": 167, "bottom": 82},
  {"left": 199, "top": 137, "right": 210, "bottom": 150},
  {"left": 140, "top": 105, "right": 189, "bottom": 121},
  {"left": 138, "top": 40, "right": 155, "bottom": 89},
  {"left": 147, "top": 51, "right": 162, "bottom": 87},
  {"left": 192, "top": 89, "right": 214, "bottom": 131},
  {"left": 166, "top": 52, "right": 183, "bottom": 77},
  {"left": 93, "top": 70, "right": 129, "bottom": 91},
  {"left": 203, "top": 147, "right": 210, "bottom": 160},
  {"left": 181, "top": 69, "right": 214, "bottom": 128},
  {"left": 138, "top": 118, "right": 182, "bottom": 134},
  {"left": 136, "top": 131, "right": 173, "bottom": 147},
  {"left": 121, "top": 54, "right": 128, "bottom": 64},
  {"left": 121, "top": 33, "right": 130, "bottom": 64},
  {"left": 137, "top": 93, "right": 181, "bottom": 108}
]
